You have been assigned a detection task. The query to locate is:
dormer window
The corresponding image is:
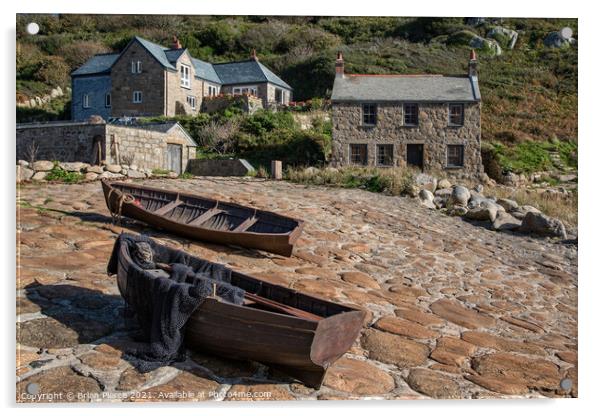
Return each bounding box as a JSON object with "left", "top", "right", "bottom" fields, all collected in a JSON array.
[
  {"left": 131, "top": 61, "right": 142, "bottom": 74},
  {"left": 180, "top": 64, "right": 191, "bottom": 88}
]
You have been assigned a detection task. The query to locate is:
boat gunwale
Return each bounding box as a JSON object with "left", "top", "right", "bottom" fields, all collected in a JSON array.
[
  {"left": 103, "top": 180, "right": 304, "bottom": 239},
  {"left": 116, "top": 240, "right": 362, "bottom": 323}
]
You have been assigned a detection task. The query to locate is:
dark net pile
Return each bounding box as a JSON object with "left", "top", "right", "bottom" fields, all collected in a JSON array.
[{"left": 107, "top": 233, "right": 245, "bottom": 371}]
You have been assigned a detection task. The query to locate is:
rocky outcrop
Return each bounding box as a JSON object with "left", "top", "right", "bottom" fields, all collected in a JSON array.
[
  {"left": 544, "top": 27, "right": 576, "bottom": 49},
  {"left": 519, "top": 211, "right": 568, "bottom": 239},
  {"left": 411, "top": 175, "right": 568, "bottom": 240},
  {"left": 487, "top": 26, "right": 519, "bottom": 49}
]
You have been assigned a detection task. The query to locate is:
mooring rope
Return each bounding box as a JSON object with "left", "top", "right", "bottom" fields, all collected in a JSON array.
[{"left": 108, "top": 188, "right": 135, "bottom": 225}]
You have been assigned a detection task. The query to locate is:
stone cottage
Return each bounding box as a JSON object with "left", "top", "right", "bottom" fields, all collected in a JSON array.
[
  {"left": 71, "top": 36, "right": 293, "bottom": 121},
  {"left": 330, "top": 51, "right": 483, "bottom": 177},
  {"left": 16, "top": 120, "right": 197, "bottom": 175}
]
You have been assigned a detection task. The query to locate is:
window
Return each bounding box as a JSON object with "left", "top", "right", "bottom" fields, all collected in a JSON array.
[
  {"left": 133, "top": 91, "right": 142, "bottom": 103},
  {"left": 449, "top": 103, "right": 464, "bottom": 126},
  {"left": 362, "top": 104, "right": 377, "bottom": 126},
  {"left": 186, "top": 95, "right": 196, "bottom": 109},
  {"left": 447, "top": 145, "right": 464, "bottom": 167},
  {"left": 180, "top": 64, "right": 191, "bottom": 88},
  {"left": 82, "top": 94, "right": 90, "bottom": 109},
  {"left": 233, "top": 86, "right": 257, "bottom": 96},
  {"left": 349, "top": 144, "right": 368, "bottom": 165},
  {"left": 105, "top": 93, "right": 111, "bottom": 107},
  {"left": 377, "top": 144, "right": 394, "bottom": 166},
  {"left": 404, "top": 103, "right": 419, "bottom": 126},
  {"left": 207, "top": 85, "right": 218, "bottom": 97},
  {"left": 131, "top": 61, "right": 142, "bottom": 74},
  {"left": 275, "top": 88, "right": 284, "bottom": 104}
]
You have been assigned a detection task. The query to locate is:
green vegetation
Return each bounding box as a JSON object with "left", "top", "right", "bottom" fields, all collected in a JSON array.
[
  {"left": 44, "top": 164, "right": 83, "bottom": 183},
  {"left": 482, "top": 139, "right": 577, "bottom": 177},
  {"left": 286, "top": 166, "right": 416, "bottom": 196},
  {"left": 151, "top": 168, "right": 171, "bottom": 175},
  {"left": 16, "top": 15, "right": 577, "bottom": 173}
]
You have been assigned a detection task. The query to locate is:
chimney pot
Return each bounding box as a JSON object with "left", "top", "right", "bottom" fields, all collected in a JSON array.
[
  {"left": 250, "top": 48, "right": 258, "bottom": 60},
  {"left": 468, "top": 49, "right": 478, "bottom": 77},
  {"left": 172, "top": 35, "right": 182, "bottom": 49},
  {"left": 335, "top": 51, "right": 344, "bottom": 77}
]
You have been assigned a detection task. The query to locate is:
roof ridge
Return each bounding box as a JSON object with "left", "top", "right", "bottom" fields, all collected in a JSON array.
[
  {"left": 347, "top": 74, "right": 444, "bottom": 77},
  {"left": 212, "top": 58, "right": 258, "bottom": 66}
]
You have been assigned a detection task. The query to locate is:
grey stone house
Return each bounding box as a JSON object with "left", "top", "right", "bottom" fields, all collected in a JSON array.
[
  {"left": 330, "top": 51, "right": 483, "bottom": 177},
  {"left": 71, "top": 36, "right": 293, "bottom": 121}
]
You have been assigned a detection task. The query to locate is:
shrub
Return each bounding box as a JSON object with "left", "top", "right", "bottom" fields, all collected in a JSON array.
[
  {"left": 45, "top": 165, "right": 83, "bottom": 183},
  {"left": 34, "top": 56, "right": 70, "bottom": 87},
  {"left": 58, "top": 40, "right": 112, "bottom": 69}
]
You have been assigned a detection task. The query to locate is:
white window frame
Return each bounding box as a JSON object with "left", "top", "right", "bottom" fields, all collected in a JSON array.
[
  {"left": 233, "top": 85, "right": 257, "bottom": 96},
  {"left": 187, "top": 95, "right": 196, "bottom": 109},
  {"left": 207, "top": 85, "right": 218, "bottom": 97},
  {"left": 105, "top": 93, "right": 111, "bottom": 108},
  {"left": 131, "top": 61, "right": 142, "bottom": 74},
  {"left": 82, "top": 94, "right": 90, "bottom": 109},
  {"left": 133, "top": 91, "right": 142, "bottom": 103},
  {"left": 180, "top": 64, "right": 191, "bottom": 88}
]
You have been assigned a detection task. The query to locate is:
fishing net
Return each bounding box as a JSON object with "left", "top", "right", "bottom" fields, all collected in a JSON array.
[{"left": 107, "top": 233, "right": 245, "bottom": 372}]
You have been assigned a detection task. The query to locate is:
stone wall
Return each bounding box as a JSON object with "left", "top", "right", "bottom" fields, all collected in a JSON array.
[
  {"left": 16, "top": 122, "right": 106, "bottom": 163},
  {"left": 72, "top": 75, "right": 112, "bottom": 121},
  {"left": 165, "top": 52, "right": 204, "bottom": 117},
  {"left": 188, "top": 159, "right": 255, "bottom": 176},
  {"left": 331, "top": 101, "right": 483, "bottom": 177},
  {"left": 111, "top": 40, "right": 166, "bottom": 117},
  {"left": 16, "top": 121, "right": 197, "bottom": 174},
  {"left": 105, "top": 125, "right": 196, "bottom": 173}
]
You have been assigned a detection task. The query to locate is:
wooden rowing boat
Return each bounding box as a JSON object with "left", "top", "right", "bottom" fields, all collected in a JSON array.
[
  {"left": 101, "top": 180, "right": 304, "bottom": 256},
  {"left": 112, "top": 235, "right": 366, "bottom": 388}
]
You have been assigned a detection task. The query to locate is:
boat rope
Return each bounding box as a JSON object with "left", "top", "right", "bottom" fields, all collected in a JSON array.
[{"left": 108, "top": 188, "right": 135, "bottom": 225}]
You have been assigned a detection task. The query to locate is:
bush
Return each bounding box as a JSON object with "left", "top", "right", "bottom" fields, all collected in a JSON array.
[
  {"left": 58, "top": 40, "right": 112, "bottom": 69},
  {"left": 34, "top": 56, "right": 70, "bottom": 87},
  {"left": 481, "top": 143, "right": 504, "bottom": 181},
  {"left": 45, "top": 165, "right": 83, "bottom": 183}
]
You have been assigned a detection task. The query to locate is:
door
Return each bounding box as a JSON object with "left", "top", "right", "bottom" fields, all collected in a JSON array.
[
  {"left": 166, "top": 144, "right": 182, "bottom": 175},
  {"left": 406, "top": 144, "right": 424, "bottom": 170}
]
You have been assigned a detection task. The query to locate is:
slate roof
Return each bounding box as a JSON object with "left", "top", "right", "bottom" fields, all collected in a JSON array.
[
  {"left": 72, "top": 36, "right": 291, "bottom": 89},
  {"left": 135, "top": 36, "right": 176, "bottom": 70},
  {"left": 71, "top": 53, "right": 120, "bottom": 76},
  {"left": 213, "top": 60, "right": 292, "bottom": 90},
  {"left": 191, "top": 58, "right": 222, "bottom": 84},
  {"left": 331, "top": 74, "right": 480, "bottom": 102}
]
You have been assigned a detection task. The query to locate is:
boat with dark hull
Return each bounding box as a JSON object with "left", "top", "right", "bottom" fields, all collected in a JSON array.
[
  {"left": 111, "top": 235, "right": 366, "bottom": 388},
  {"left": 101, "top": 180, "right": 304, "bottom": 256}
]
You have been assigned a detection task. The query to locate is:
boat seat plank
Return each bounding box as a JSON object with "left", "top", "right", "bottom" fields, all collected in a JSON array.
[
  {"left": 188, "top": 208, "right": 223, "bottom": 226},
  {"left": 153, "top": 199, "right": 183, "bottom": 216},
  {"left": 232, "top": 216, "right": 258, "bottom": 233}
]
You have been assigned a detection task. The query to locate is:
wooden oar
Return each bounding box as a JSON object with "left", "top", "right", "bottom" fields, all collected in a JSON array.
[{"left": 154, "top": 262, "right": 322, "bottom": 322}]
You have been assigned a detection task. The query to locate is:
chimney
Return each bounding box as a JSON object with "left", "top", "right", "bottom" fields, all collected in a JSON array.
[
  {"left": 172, "top": 35, "right": 182, "bottom": 49},
  {"left": 335, "top": 51, "right": 344, "bottom": 78},
  {"left": 250, "top": 48, "right": 258, "bottom": 61},
  {"left": 468, "top": 49, "right": 478, "bottom": 78}
]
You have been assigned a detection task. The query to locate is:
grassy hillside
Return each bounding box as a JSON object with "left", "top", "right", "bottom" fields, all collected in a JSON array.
[{"left": 16, "top": 15, "right": 577, "bottom": 173}]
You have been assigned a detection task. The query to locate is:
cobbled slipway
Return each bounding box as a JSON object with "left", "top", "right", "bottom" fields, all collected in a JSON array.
[{"left": 16, "top": 177, "right": 577, "bottom": 402}]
